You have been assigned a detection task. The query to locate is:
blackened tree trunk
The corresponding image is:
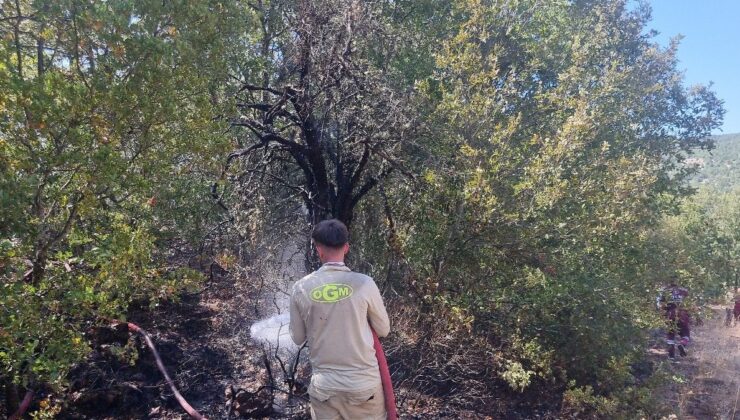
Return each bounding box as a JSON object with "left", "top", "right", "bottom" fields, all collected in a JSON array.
[{"left": 220, "top": 0, "right": 413, "bottom": 230}]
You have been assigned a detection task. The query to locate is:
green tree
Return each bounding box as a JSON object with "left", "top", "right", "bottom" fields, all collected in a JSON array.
[
  {"left": 656, "top": 187, "right": 740, "bottom": 297},
  {"left": 370, "top": 0, "right": 722, "bottom": 413},
  {"left": 0, "top": 0, "right": 239, "bottom": 409}
]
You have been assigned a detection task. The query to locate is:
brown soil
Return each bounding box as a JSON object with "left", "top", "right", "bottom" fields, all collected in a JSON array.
[{"left": 656, "top": 305, "right": 740, "bottom": 420}]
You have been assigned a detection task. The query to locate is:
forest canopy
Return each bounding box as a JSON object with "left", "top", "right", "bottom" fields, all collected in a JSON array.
[{"left": 0, "top": 0, "right": 732, "bottom": 418}]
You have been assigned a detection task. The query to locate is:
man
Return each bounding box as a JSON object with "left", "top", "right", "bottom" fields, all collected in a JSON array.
[{"left": 290, "top": 219, "right": 390, "bottom": 420}]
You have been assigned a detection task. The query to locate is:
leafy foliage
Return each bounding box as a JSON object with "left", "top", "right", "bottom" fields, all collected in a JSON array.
[
  {"left": 0, "top": 0, "right": 732, "bottom": 417},
  {"left": 0, "top": 0, "right": 238, "bottom": 394},
  {"left": 655, "top": 187, "right": 740, "bottom": 297},
  {"left": 354, "top": 0, "right": 723, "bottom": 413}
]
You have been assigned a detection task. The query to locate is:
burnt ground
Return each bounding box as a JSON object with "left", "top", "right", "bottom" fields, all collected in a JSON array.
[
  {"left": 39, "top": 281, "right": 740, "bottom": 420},
  {"left": 57, "top": 266, "right": 312, "bottom": 420},
  {"left": 654, "top": 304, "right": 740, "bottom": 419},
  {"left": 40, "top": 266, "right": 740, "bottom": 419},
  {"left": 52, "top": 264, "right": 498, "bottom": 419},
  {"left": 34, "top": 256, "right": 570, "bottom": 420},
  {"left": 44, "top": 253, "right": 723, "bottom": 419}
]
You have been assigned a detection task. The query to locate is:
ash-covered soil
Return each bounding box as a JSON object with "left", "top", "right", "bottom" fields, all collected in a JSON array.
[{"left": 58, "top": 266, "right": 311, "bottom": 419}]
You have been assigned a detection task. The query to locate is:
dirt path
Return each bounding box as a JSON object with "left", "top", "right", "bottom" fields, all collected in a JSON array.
[{"left": 658, "top": 305, "right": 740, "bottom": 419}]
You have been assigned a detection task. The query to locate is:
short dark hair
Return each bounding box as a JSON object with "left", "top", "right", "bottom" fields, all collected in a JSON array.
[{"left": 312, "top": 219, "right": 349, "bottom": 248}]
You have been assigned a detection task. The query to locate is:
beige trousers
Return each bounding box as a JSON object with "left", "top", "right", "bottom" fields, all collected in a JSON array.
[{"left": 309, "top": 384, "right": 386, "bottom": 420}]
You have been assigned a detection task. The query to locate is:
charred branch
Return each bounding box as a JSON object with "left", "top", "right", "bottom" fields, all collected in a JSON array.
[{"left": 225, "top": 0, "right": 413, "bottom": 228}]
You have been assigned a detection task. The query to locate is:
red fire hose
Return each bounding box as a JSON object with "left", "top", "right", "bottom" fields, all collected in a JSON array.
[
  {"left": 6, "top": 319, "right": 206, "bottom": 420},
  {"left": 7, "top": 389, "right": 33, "bottom": 420},
  {"left": 372, "top": 328, "right": 398, "bottom": 420},
  {"left": 9, "top": 322, "right": 388, "bottom": 420},
  {"left": 124, "top": 322, "right": 206, "bottom": 419}
]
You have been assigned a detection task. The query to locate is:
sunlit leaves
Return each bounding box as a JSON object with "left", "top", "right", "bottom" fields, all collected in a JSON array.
[
  {"left": 0, "top": 0, "right": 240, "bottom": 390},
  {"left": 385, "top": 0, "right": 724, "bottom": 406}
]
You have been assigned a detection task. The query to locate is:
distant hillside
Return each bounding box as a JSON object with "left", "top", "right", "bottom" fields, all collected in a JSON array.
[{"left": 691, "top": 133, "right": 740, "bottom": 191}]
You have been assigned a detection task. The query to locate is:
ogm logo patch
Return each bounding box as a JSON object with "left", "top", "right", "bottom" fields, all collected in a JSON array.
[{"left": 310, "top": 283, "right": 353, "bottom": 303}]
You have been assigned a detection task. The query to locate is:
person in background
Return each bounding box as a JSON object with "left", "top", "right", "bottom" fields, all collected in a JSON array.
[
  {"left": 731, "top": 294, "right": 740, "bottom": 326},
  {"left": 656, "top": 281, "right": 690, "bottom": 359},
  {"left": 290, "top": 219, "right": 390, "bottom": 420}
]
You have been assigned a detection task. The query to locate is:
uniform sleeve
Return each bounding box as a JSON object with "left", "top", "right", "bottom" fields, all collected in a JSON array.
[
  {"left": 367, "top": 280, "right": 391, "bottom": 337},
  {"left": 289, "top": 286, "right": 307, "bottom": 345}
]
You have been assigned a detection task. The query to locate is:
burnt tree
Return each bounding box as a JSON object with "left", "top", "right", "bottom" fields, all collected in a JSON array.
[{"left": 221, "top": 0, "right": 413, "bottom": 228}]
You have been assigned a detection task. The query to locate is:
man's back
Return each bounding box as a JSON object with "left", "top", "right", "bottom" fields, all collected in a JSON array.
[{"left": 290, "top": 262, "right": 390, "bottom": 394}]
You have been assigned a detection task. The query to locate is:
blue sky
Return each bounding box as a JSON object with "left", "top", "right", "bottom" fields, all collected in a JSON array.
[{"left": 647, "top": 0, "right": 740, "bottom": 135}]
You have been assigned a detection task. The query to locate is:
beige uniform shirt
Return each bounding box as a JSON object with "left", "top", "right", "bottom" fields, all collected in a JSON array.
[{"left": 290, "top": 262, "right": 390, "bottom": 399}]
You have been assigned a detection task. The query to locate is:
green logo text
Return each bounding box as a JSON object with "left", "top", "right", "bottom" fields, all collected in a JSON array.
[{"left": 310, "top": 283, "right": 353, "bottom": 303}]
